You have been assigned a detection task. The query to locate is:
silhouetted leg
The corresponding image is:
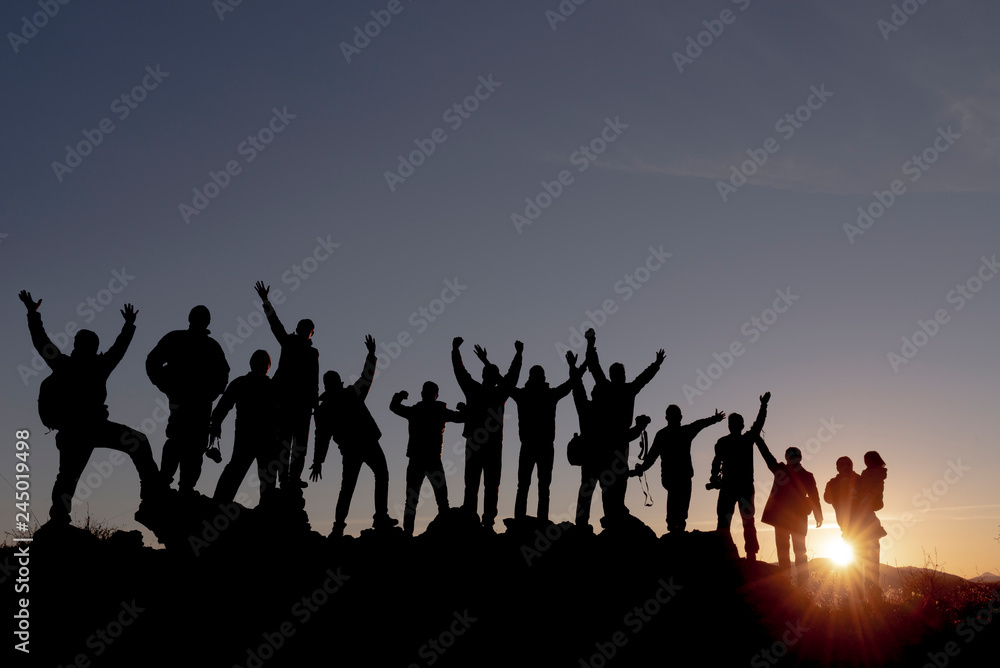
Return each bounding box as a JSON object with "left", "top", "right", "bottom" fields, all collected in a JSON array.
[
  {"left": 214, "top": 435, "right": 256, "bottom": 502},
  {"left": 426, "top": 460, "right": 449, "bottom": 514},
  {"left": 738, "top": 487, "right": 758, "bottom": 557},
  {"left": 576, "top": 467, "right": 598, "bottom": 526},
  {"left": 667, "top": 477, "right": 692, "bottom": 532},
  {"left": 50, "top": 431, "right": 93, "bottom": 524},
  {"left": 403, "top": 461, "right": 425, "bottom": 535},
  {"left": 716, "top": 487, "right": 737, "bottom": 536},
  {"left": 514, "top": 445, "right": 535, "bottom": 519},
  {"left": 604, "top": 446, "right": 630, "bottom": 520},
  {"left": 463, "top": 438, "right": 482, "bottom": 516},
  {"left": 175, "top": 402, "right": 211, "bottom": 494},
  {"left": 336, "top": 451, "right": 364, "bottom": 527},
  {"left": 105, "top": 422, "right": 161, "bottom": 493},
  {"left": 365, "top": 443, "right": 390, "bottom": 520},
  {"left": 257, "top": 437, "right": 281, "bottom": 499},
  {"left": 775, "top": 527, "right": 791, "bottom": 570},
  {"left": 792, "top": 531, "right": 808, "bottom": 585},
  {"left": 482, "top": 443, "right": 502, "bottom": 528},
  {"left": 536, "top": 443, "right": 554, "bottom": 521},
  {"left": 287, "top": 407, "right": 312, "bottom": 486}
]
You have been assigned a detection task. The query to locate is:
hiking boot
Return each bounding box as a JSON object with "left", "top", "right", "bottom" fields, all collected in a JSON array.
[
  {"left": 373, "top": 515, "right": 398, "bottom": 530},
  {"left": 329, "top": 522, "right": 347, "bottom": 538}
]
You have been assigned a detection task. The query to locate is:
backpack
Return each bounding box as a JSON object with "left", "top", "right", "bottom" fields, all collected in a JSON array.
[
  {"left": 567, "top": 432, "right": 588, "bottom": 467},
  {"left": 38, "top": 371, "right": 71, "bottom": 431}
]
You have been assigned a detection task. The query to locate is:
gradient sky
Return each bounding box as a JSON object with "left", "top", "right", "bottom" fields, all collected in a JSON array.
[{"left": 2, "top": 0, "right": 999, "bottom": 577}]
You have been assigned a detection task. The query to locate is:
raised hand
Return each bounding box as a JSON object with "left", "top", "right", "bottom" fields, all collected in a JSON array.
[
  {"left": 254, "top": 281, "right": 270, "bottom": 301},
  {"left": 565, "top": 351, "right": 578, "bottom": 367},
  {"left": 456, "top": 402, "right": 466, "bottom": 412},
  {"left": 714, "top": 409, "right": 726, "bottom": 420},
  {"left": 636, "top": 414, "right": 651, "bottom": 428},
  {"left": 18, "top": 290, "right": 41, "bottom": 313},
  {"left": 452, "top": 336, "right": 463, "bottom": 350},
  {"left": 473, "top": 344, "right": 489, "bottom": 364},
  {"left": 309, "top": 463, "right": 322, "bottom": 483},
  {"left": 121, "top": 303, "right": 138, "bottom": 325},
  {"left": 655, "top": 349, "right": 666, "bottom": 364},
  {"left": 364, "top": 334, "right": 376, "bottom": 355},
  {"left": 395, "top": 390, "right": 408, "bottom": 401},
  {"left": 584, "top": 328, "right": 596, "bottom": 343},
  {"left": 514, "top": 340, "right": 524, "bottom": 353},
  {"left": 760, "top": 391, "right": 771, "bottom": 405}
]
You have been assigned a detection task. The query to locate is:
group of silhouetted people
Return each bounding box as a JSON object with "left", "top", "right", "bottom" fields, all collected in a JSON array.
[{"left": 19, "top": 286, "right": 887, "bottom": 598}]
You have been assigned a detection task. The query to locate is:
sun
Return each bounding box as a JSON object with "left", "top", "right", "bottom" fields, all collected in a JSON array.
[{"left": 830, "top": 537, "right": 854, "bottom": 566}]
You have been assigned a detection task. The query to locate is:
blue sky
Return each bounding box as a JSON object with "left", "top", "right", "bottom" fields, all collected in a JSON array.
[{"left": 2, "top": 0, "right": 999, "bottom": 575}]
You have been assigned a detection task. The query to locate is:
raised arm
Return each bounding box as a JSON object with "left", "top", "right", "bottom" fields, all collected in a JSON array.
[
  {"left": 351, "top": 335, "right": 378, "bottom": 400},
  {"left": 689, "top": 410, "right": 726, "bottom": 436},
  {"left": 389, "top": 391, "right": 412, "bottom": 418},
  {"left": 444, "top": 404, "right": 466, "bottom": 424},
  {"left": 755, "top": 436, "right": 779, "bottom": 473},
  {"left": 631, "top": 349, "right": 665, "bottom": 394},
  {"left": 584, "top": 329, "right": 606, "bottom": 384},
  {"left": 501, "top": 341, "right": 524, "bottom": 394},
  {"left": 747, "top": 391, "right": 770, "bottom": 439},
  {"left": 626, "top": 414, "right": 651, "bottom": 442},
  {"left": 20, "top": 291, "right": 66, "bottom": 370},
  {"left": 103, "top": 304, "right": 138, "bottom": 372},
  {"left": 255, "top": 281, "right": 289, "bottom": 345},
  {"left": 451, "top": 337, "right": 476, "bottom": 395}
]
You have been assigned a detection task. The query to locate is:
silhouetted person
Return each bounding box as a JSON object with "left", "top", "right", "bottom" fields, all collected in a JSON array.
[
  {"left": 756, "top": 439, "right": 823, "bottom": 585},
  {"left": 584, "top": 329, "right": 664, "bottom": 523},
  {"left": 254, "top": 281, "right": 318, "bottom": 490},
  {"left": 311, "top": 335, "right": 397, "bottom": 536},
  {"left": 853, "top": 451, "right": 887, "bottom": 599},
  {"left": 630, "top": 405, "right": 726, "bottom": 533},
  {"left": 500, "top": 358, "right": 573, "bottom": 521},
  {"left": 146, "top": 305, "right": 230, "bottom": 495},
  {"left": 390, "top": 382, "right": 465, "bottom": 536},
  {"left": 19, "top": 291, "right": 162, "bottom": 524},
  {"left": 824, "top": 456, "right": 861, "bottom": 538},
  {"left": 210, "top": 350, "right": 280, "bottom": 504},
  {"left": 452, "top": 337, "right": 522, "bottom": 531},
  {"left": 709, "top": 391, "right": 770, "bottom": 560}
]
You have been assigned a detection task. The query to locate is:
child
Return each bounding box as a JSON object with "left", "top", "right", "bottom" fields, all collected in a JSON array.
[
  {"left": 853, "top": 451, "right": 887, "bottom": 599},
  {"left": 756, "top": 438, "right": 823, "bottom": 585},
  {"left": 390, "top": 382, "right": 465, "bottom": 536},
  {"left": 211, "top": 350, "right": 280, "bottom": 504},
  {"left": 630, "top": 405, "right": 726, "bottom": 533}
]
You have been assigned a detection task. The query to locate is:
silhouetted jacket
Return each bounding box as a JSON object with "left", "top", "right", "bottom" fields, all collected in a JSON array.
[
  {"left": 585, "top": 342, "right": 662, "bottom": 440},
  {"left": 313, "top": 352, "right": 381, "bottom": 466},
  {"left": 635, "top": 413, "right": 725, "bottom": 487},
  {"left": 852, "top": 466, "right": 888, "bottom": 539},
  {"left": 390, "top": 396, "right": 464, "bottom": 462},
  {"left": 757, "top": 439, "right": 822, "bottom": 534},
  {"left": 824, "top": 471, "right": 861, "bottom": 534},
  {"left": 262, "top": 300, "right": 318, "bottom": 405},
  {"left": 146, "top": 327, "right": 229, "bottom": 404},
  {"left": 28, "top": 311, "right": 133, "bottom": 424},
  {"left": 451, "top": 349, "right": 522, "bottom": 442},
  {"left": 210, "top": 372, "right": 277, "bottom": 439},
  {"left": 710, "top": 402, "right": 768, "bottom": 488},
  {"left": 509, "top": 377, "right": 572, "bottom": 445}
]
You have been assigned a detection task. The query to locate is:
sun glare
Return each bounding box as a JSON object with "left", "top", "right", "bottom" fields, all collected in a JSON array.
[{"left": 831, "top": 538, "right": 854, "bottom": 566}]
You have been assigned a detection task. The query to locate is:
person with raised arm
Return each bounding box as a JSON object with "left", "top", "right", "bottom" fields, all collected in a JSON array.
[
  {"left": 452, "top": 336, "right": 522, "bottom": 531},
  {"left": 630, "top": 405, "right": 726, "bottom": 533},
  {"left": 390, "top": 382, "right": 465, "bottom": 536},
  {"left": 253, "top": 280, "right": 319, "bottom": 490},
  {"left": 709, "top": 391, "right": 770, "bottom": 560},
  {"left": 755, "top": 438, "right": 823, "bottom": 586},
  {"left": 19, "top": 290, "right": 163, "bottom": 525},
  {"left": 311, "top": 335, "right": 397, "bottom": 536}
]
